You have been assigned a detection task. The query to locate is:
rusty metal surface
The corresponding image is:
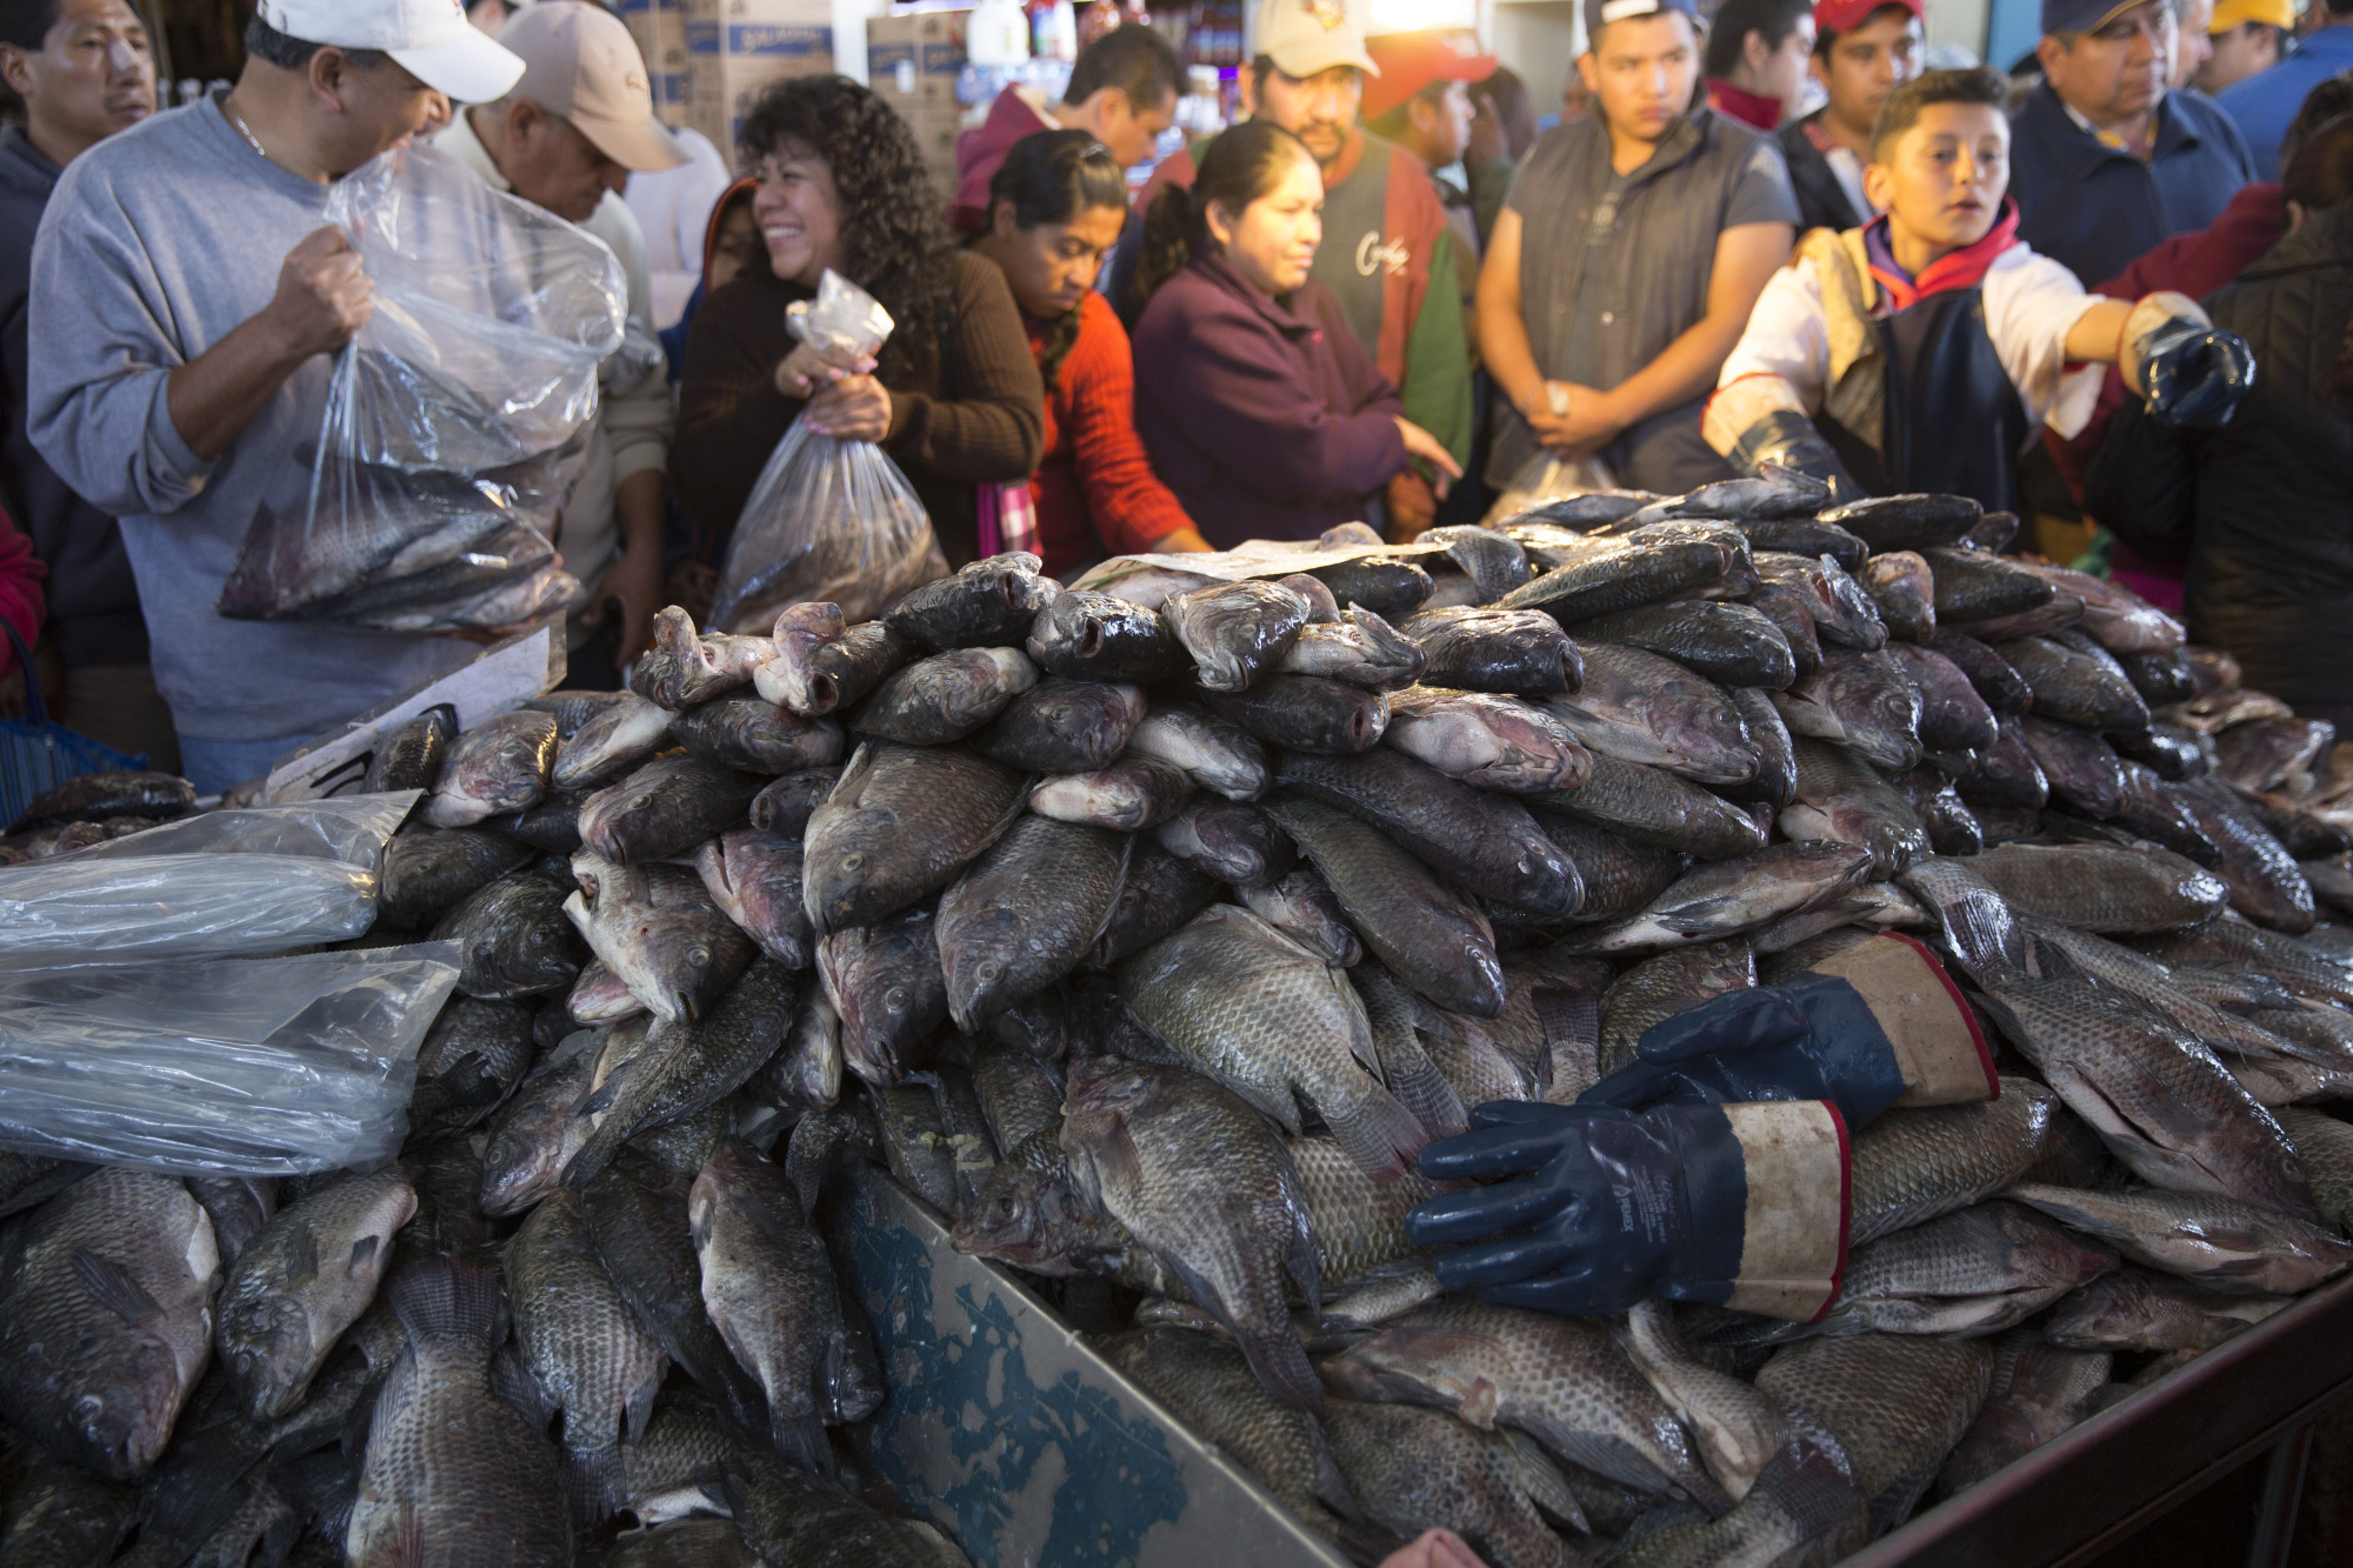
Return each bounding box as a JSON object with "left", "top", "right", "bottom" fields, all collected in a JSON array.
[{"left": 1844, "top": 1272, "right": 2353, "bottom": 1568}]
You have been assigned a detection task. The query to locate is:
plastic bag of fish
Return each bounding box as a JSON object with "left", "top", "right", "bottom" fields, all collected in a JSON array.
[
  {"left": 707, "top": 271, "right": 950, "bottom": 634},
  {"left": 216, "top": 143, "right": 622, "bottom": 633}
]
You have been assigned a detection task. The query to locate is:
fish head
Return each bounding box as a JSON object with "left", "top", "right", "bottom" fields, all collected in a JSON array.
[
  {"left": 949, "top": 1157, "right": 1082, "bottom": 1272},
  {"left": 772, "top": 600, "right": 846, "bottom": 655},
  {"left": 1317, "top": 1326, "right": 1474, "bottom": 1409},
  {"left": 1063, "top": 1055, "right": 1160, "bottom": 1120},
  {"left": 221, "top": 1293, "right": 318, "bottom": 1419},
  {"left": 57, "top": 1334, "right": 185, "bottom": 1480}
]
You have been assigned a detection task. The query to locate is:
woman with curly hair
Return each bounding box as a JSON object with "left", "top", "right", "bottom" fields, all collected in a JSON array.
[
  {"left": 669, "top": 76, "right": 1045, "bottom": 572},
  {"left": 966, "top": 131, "right": 1210, "bottom": 578}
]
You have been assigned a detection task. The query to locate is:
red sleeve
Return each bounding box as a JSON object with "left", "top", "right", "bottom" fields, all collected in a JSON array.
[
  {"left": 1059, "top": 296, "right": 1197, "bottom": 554},
  {"left": 0, "top": 497, "right": 46, "bottom": 680},
  {"left": 1378, "top": 147, "right": 1447, "bottom": 391}
]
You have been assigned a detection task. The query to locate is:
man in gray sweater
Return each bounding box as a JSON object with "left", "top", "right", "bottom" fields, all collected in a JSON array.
[{"left": 25, "top": 0, "right": 525, "bottom": 792}]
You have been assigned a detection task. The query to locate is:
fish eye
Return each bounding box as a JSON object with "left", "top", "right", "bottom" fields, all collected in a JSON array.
[
  {"left": 688, "top": 946, "right": 711, "bottom": 967},
  {"left": 844, "top": 852, "right": 864, "bottom": 870},
  {"left": 977, "top": 962, "right": 1001, "bottom": 983},
  {"left": 885, "top": 986, "right": 909, "bottom": 1010},
  {"left": 73, "top": 1394, "right": 103, "bottom": 1421}
]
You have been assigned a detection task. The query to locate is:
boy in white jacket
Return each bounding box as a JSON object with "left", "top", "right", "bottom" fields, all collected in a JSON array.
[{"left": 1702, "top": 64, "right": 2251, "bottom": 511}]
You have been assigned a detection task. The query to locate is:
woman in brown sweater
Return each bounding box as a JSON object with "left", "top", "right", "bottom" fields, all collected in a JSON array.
[{"left": 671, "top": 76, "right": 1045, "bottom": 577}]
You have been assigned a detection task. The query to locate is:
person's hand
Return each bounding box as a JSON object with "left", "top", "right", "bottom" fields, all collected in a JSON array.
[
  {"left": 1148, "top": 525, "right": 1217, "bottom": 553},
  {"left": 806, "top": 374, "right": 891, "bottom": 442},
  {"left": 1380, "top": 1529, "right": 1490, "bottom": 1568},
  {"left": 1392, "top": 418, "right": 1462, "bottom": 499},
  {"left": 1522, "top": 380, "right": 1621, "bottom": 458},
  {"left": 774, "top": 339, "right": 877, "bottom": 399},
  {"left": 584, "top": 541, "right": 664, "bottom": 668},
  {"left": 1386, "top": 470, "right": 1438, "bottom": 541},
  {"left": 2136, "top": 321, "right": 2257, "bottom": 429},
  {"left": 265, "top": 226, "right": 375, "bottom": 361},
  {"left": 667, "top": 558, "right": 719, "bottom": 624}
]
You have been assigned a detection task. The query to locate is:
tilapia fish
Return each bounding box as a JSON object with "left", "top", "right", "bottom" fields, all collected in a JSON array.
[
  {"left": 1163, "top": 579, "right": 1311, "bottom": 692},
  {"left": 0, "top": 1170, "right": 218, "bottom": 1480},
  {"left": 1383, "top": 686, "right": 1593, "bottom": 794},
  {"left": 1061, "top": 1058, "right": 1324, "bottom": 1410},
  {"left": 1607, "top": 1408, "right": 1866, "bottom": 1568},
  {"left": 1560, "top": 840, "right": 1873, "bottom": 955},
  {"left": 1241, "top": 868, "right": 1363, "bottom": 968},
  {"left": 800, "top": 742, "right": 1026, "bottom": 933},
  {"left": 1278, "top": 606, "right": 1427, "bottom": 689},
  {"left": 1535, "top": 752, "right": 1767, "bottom": 862},
  {"left": 1860, "top": 551, "right": 1935, "bottom": 643},
  {"left": 362, "top": 707, "right": 455, "bottom": 794},
  {"left": 1848, "top": 1079, "right": 2059, "bottom": 1245},
  {"left": 1998, "top": 634, "right": 2151, "bottom": 735},
  {"left": 1975, "top": 974, "right": 2316, "bottom": 1217},
  {"left": 1935, "top": 1335, "right": 2112, "bottom": 1498},
  {"left": 1966, "top": 842, "right": 2228, "bottom": 933},
  {"left": 480, "top": 1036, "right": 602, "bottom": 1217},
  {"left": 1782, "top": 737, "right": 1929, "bottom": 877},
  {"left": 817, "top": 903, "right": 950, "bottom": 1085},
  {"left": 1887, "top": 642, "right": 1998, "bottom": 755},
  {"left": 1320, "top": 1297, "right": 1728, "bottom": 1509},
  {"left": 884, "top": 551, "right": 1058, "bottom": 649},
  {"left": 420, "top": 710, "right": 558, "bottom": 827},
  {"left": 852, "top": 646, "right": 1038, "bottom": 745},
  {"left": 565, "top": 860, "right": 756, "bottom": 1025},
  {"left": 435, "top": 866, "right": 586, "bottom": 1001},
  {"left": 690, "top": 1141, "right": 882, "bottom": 1471},
  {"left": 1275, "top": 747, "right": 1583, "bottom": 918},
  {"left": 1265, "top": 795, "right": 1507, "bottom": 1019},
  {"left": 754, "top": 612, "right": 915, "bottom": 718},
  {"left": 1755, "top": 1333, "right": 1992, "bottom": 1537},
  {"left": 1926, "top": 547, "right": 2055, "bottom": 623},
  {"left": 1575, "top": 600, "right": 1796, "bottom": 690},
  {"left": 1098, "top": 1326, "right": 1370, "bottom": 1545},
  {"left": 1599, "top": 940, "right": 1755, "bottom": 1077},
  {"left": 1538, "top": 813, "right": 1689, "bottom": 922},
  {"left": 1542, "top": 640, "right": 1757, "bottom": 785},
  {"left": 1290, "top": 1132, "right": 1442, "bottom": 1283},
  {"left": 2007, "top": 1183, "right": 2353, "bottom": 1295},
  {"left": 1958, "top": 718, "right": 2049, "bottom": 812},
  {"left": 1402, "top": 607, "right": 1582, "bottom": 696},
  {"left": 1323, "top": 1399, "right": 1585, "bottom": 1568},
  {"left": 1155, "top": 798, "right": 1297, "bottom": 886},
  {"left": 1089, "top": 839, "right": 1221, "bottom": 967},
  {"left": 2276, "top": 1108, "right": 2353, "bottom": 1232},
  {"left": 1497, "top": 531, "right": 1734, "bottom": 623},
  {"left": 1025, "top": 589, "right": 1191, "bottom": 682},
  {"left": 1817, "top": 1200, "right": 2116, "bottom": 1339},
  {"left": 1772, "top": 649, "right": 1925, "bottom": 773},
  {"left": 345, "top": 1261, "right": 571, "bottom": 1568},
  {"left": 551, "top": 694, "right": 673, "bottom": 792},
  {"left": 216, "top": 1168, "right": 415, "bottom": 1420},
  {"left": 937, "top": 813, "right": 1127, "bottom": 1030},
  {"left": 505, "top": 1188, "right": 668, "bottom": 1516},
  {"left": 1124, "top": 701, "right": 1271, "bottom": 800},
  {"left": 694, "top": 829, "right": 812, "bottom": 967},
  {"left": 969, "top": 678, "right": 1145, "bottom": 772},
  {"left": 1119, "top": 904, "right": 1426, "bottom": 1177},
  {"left": 579, "top": 754, "right": 763, "bottom": 865},
  {"left": 2043, "top": 1266, "right": 2293, "bottom": 1352},
  {"left": 672, "top": 696, "right": 843, "bottom": 776},
  {"left": 1620, "top": 1299, "right": 1787, "bottom": 1507},
  {"left": 378, "top": 826, "right": 532, "bottom": 930}
]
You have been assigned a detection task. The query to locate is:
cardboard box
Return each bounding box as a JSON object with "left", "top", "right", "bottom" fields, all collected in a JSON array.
[
  {"left": 868, "top": 11, "right": 967, "bottom": 195},
  {"left": 685, "top": 0, "right": 836, "bottom": 157},
  {"left": 623, "top": 2, "right": 692, "bottom": 128}
]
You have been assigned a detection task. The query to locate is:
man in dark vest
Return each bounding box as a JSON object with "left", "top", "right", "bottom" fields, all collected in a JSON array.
[
  {"left": 1475, "top": 0, "right": 1798, "bottom": 496},
  {"left": 1124, "top": 0, "right": 1471, "bottom": 538},
  {"left": 1777, "top": 0, "right": 1924, "bottom": 234},
  {"left": 1703, "top": 66, "right": 2253, "bottom": 513}
]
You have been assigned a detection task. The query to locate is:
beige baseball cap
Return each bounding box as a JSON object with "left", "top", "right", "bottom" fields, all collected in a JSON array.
[
  {"left": 498, "top": 0, "right": 687, "bottom": 172},
  {"left": 258, "top": 0, "right": 526, "bottom": 103},
  {"left": 1253, "top": 0, "right": 1381, "bottom": 80}
]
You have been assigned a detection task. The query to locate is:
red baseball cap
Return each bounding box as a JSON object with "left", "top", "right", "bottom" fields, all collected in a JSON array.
[
  {"left": 1362, "top": 32, "right": 1498, "bottom": 122},
  {"left": 1814, "top": 0, "right": 1924, "bottom": 36}
]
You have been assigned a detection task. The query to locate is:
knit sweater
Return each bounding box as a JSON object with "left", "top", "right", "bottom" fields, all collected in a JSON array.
[
  {"left": 670, "top": 251, "right": 1045, "bottom": 567},
  {"left": 1028, "top": 292, "right": 1195, "bottom": 578}
]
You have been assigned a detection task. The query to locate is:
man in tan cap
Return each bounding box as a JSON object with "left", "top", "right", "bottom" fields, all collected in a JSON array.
[
  {"left": 1124, "top": 0, "right": 1471, "bottom": 540},
  {"left": 435, "top": 0, "right": 685, "bottom": 677}
]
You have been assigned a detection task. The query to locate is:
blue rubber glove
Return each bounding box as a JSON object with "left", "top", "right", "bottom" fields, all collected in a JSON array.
[
  {"left": 1727, "top": 410, "right": 1864, "bottom": 505},
  {"left": 1404, "top": 1100, "right": 1751, "bottom": 1316},
  {"left": 2133, "top": 319, "right": 2255, "bottom": 429},
  {"left": 1579, "top": 934, "right": 1992, "bottom": 1132}
]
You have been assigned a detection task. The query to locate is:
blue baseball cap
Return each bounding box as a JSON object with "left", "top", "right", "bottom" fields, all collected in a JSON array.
[
  {"left": 1584, "top": 0, "right": 1701, "bottom": 48},
  {"left": 2040, "top": 0, "right": 2156, "bottom": 34}
]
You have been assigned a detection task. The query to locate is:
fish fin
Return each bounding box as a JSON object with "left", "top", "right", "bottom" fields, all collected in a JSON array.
[
  {"left": 625, "top": 1364, "right": 664, "bottom": 1443},
  {"left": 1233, "top": 1323, "right": 1324, "bottom": 1415},
  {"left": 769, "top": 1406, "right": 836, "bottom": 1477},
  {"left": 70, "top": 1249, "right": 163, "bottom": 1327},
  {"left": 1286, "top": 1187, "right": 1322, "bottom": 1322},
  {"left": 561, "top": 1446, "right": 622, "bottom": 1535},
  {"left": 1088, "top": 1116, "right": 1151, "bottom": 1199},
  {"left": 385, "top": 1259, "right": 503, "bottom": 1353},
  {"left": 346, "top": 1233, "right": 380, "bottom": 1275},
  {"left": 1310, "top": 1441, "right": 1369, "bottom": 1523},
  {"left": 1371, "top": 1016, "right": 1469, "bottom": 1142},
  {"left": 1323, "top": 1085, "right": 1429, "bottom": 1183},
  {"left": 1503, "top": 1427, "right": 1591, "bottom": 1533}
]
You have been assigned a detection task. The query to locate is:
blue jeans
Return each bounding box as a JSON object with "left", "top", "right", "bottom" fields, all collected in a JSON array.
[{"left": 175, "top": 731, "right": 312, "bottom": 797}]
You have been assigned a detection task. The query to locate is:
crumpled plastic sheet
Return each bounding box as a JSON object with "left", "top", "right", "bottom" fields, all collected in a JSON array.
[
  {"left": 0, "top": 944, "right": 461, "bottom": 1174},
  {"left": 709, "top": 270, "right": 948, "bottom": 633},
  {"left": 218, "top": 144, "right": 626, "bottom": 632},
  {"left": 0, "top": 792, "right": 416, "bottom": 968}
]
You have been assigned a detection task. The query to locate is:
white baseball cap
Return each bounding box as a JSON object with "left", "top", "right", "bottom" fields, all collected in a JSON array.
[
  {"left": 1253, "top": 0, "right": 1380, "bottom": 79},
  {"left": 257, "top": 0, "right": 527, "bottom": 104}
]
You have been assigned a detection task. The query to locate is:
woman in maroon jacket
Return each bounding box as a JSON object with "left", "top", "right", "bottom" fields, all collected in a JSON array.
[{"left": 1129, "top": 122, "right": 1459, "bottom": 546}]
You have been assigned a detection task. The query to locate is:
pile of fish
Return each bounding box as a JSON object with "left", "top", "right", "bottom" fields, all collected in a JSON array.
[{"left": 9, "top": 475, "right": 2353, "bottom": 1568}]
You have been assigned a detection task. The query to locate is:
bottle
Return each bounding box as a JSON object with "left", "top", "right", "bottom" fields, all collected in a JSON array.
[
  {"left": 1040, "top": 0, "right": 1078, "bottom": 60},
  {"left": 969, "top": 0, "right": 1031, "bottom": 66}
]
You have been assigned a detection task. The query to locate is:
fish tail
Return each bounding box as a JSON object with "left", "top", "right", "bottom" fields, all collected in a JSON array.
[
  {"left": 1327, "top": 1085, "right": 1431, "bottom": 1181},
  {"left": 1236, "top": 1322, "right": 1325, "bottom": 1414},
  {"left": 769, "top": 1406, "right": 838, "bottom": 1477},
  {"left": 561, "top": 1445, "right": 623, "bottom": 1534},
  {"left": 385, "top": 1258, "right": 503, "bottom": 1354},
  {"left": 1379, "top": 1036, "right": 1469, "bottom": 1141}
]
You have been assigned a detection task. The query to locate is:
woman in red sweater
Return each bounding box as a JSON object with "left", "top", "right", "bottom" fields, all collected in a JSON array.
[{"left": 967, "top": 130, "right": 1211, "bottom": 578}]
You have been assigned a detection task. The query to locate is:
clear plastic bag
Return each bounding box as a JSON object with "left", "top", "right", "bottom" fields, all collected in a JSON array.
[
  {"left": 0, "top": 944, "right": 461, "bottom": 1174},
  {"left": 708, "top": 271, "right": 948, "bottom": 632},
  {"left": 1484, "top": 449, "right": 1622, "bottom": 525},
  {"left": 0, "top": 792, "right": 416, "bottom": 967},
  {"left": 218, "top": 144, "right": 627, "bottom": 633}
]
